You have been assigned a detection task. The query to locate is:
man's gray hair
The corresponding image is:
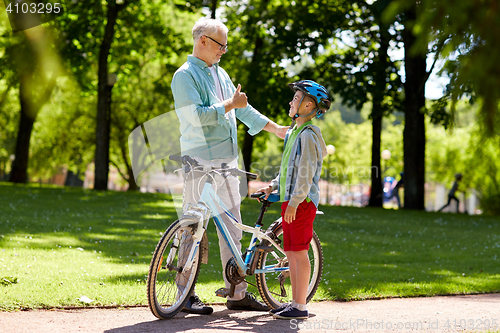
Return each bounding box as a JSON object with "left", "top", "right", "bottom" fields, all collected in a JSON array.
[{"left": 192, "top": 18, "right": 228, "bottom": 41}]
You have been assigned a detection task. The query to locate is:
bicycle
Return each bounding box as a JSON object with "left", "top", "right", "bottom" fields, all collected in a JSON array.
[{"left": 146, "top": 154, "right": 323, "bottom": 319}]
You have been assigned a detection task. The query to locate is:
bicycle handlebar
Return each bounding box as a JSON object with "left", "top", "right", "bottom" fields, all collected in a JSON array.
[
  {"left": 169, "top": 155, "right": 199, "bottom": 166},
  {"left": 169, "top": 155, "right": 257, "bottom": 180}
]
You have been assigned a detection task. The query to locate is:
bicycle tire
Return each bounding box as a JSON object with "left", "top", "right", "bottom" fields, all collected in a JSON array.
[
  {"left": 147, "top": 219, "right": 204, "bottom": 319},
  {"left": 255, "top": 222, "right": 323, "bottom": 309}
]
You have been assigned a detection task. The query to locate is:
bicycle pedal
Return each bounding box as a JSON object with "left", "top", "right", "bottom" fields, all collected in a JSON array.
[{"left": 215, "top": 287, "right": 230, "bottom": 298}]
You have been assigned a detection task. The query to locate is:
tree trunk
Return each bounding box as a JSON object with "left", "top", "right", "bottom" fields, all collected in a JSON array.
[
  {"left": 126, "top": 167, "right": 139, "bottom": 191},
  {"left": 94, "top": 1, "right": 123, "bottom": 190},
  {"left": 10, "top": 73, "right": 56, "bottom": 183},
  {"left": 403, "top": 5, "right": 427, "bottom": 210},
  {"left": 9, "top": 80, "right": 34, "bottom": 183},
  {"left": 210, "top": 0, "right": 217, "bottom": 19},
  {"left": 368, "top": 114, "right": 383, "bottom": 207},
  {"left": 121, "top": 134, "right": 139, "bottom": 191},
  {"left": 368, "top": 17, "right": 391, "bottom": 207}
]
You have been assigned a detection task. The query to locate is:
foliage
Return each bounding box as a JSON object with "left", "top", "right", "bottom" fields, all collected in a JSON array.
[
  {"left": 0, "top": 10, "right": 19, "bottom": 178},
  {"left": 309, "top": 0, "right": 403, "bottom": 116},
  {"left": 223, "top": 0, "right": 352, "bottom": 167},
  {"left": 13, "top": 1, "right": 200, "bottom": 186},
  {"left": 1, "top": 0, "right": 499, "bottom": 210},
  {"left": 0, "top": 85, "right": 19, "bottom": 179},
  {"left": 380, "top": 116, "right": 404, "bottom": 177},
  {"left": 464, "top": 131, "right": 500, "bottom": 215},
  {"left": 388, "top": 0, "right": 500, "bottom": 136},
  {"left": 1, "top": 183, "right": 499, "bottom": 310},
  {"left": 426, "top": 125, "right": 471, "bottom": 185},
  {"left": 253, "top": 109, "right": 403, "bottom": 185},
  {"left": 425, "top": 100, "right": 500, "bottom": 215},
  {"left": 104, "top": 1, "right": 198, "bottom": 188},
  {"left": 318, "top": 114, "right": 372, "bottom": 185}
]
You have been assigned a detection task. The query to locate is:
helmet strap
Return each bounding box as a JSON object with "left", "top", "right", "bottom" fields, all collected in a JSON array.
[
  {"left": 290, "top": 94, "right": 305, "bottom": 127},
  {"left": 298, "top": 108, "right": 319, "bottom": 118},
  {"left": 290, "top": 94, "right": 321, "bottom": 125}
]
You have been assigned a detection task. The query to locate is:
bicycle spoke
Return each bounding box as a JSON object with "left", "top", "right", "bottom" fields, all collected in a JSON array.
[{"left": 256, "top": 228, "right": 323, "bottom": 309}]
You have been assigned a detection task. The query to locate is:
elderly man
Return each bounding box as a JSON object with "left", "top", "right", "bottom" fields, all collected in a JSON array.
[{"left": 171, "top": 18, "right": 287, "bottom": 314}]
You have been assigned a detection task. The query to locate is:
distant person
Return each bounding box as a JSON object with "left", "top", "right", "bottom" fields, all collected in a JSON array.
[
  {"left": 438, "top": 173, "right": 463, "bottom": 213},
  {"left": 387, "top": 171, "right": 404, "bottom": 208}
]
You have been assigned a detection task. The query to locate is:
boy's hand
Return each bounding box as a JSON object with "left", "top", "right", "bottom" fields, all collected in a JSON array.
[
  {"left": 256, "top": 186, "right": 273, "bottom": 200},
  {"left": 284, "top": 205, "right": 297, "bottom": 224}
]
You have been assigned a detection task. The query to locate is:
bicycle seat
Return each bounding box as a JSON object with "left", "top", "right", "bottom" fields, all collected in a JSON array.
[{"left": 251, "top": 192, "right": 280, "bottom": 203}]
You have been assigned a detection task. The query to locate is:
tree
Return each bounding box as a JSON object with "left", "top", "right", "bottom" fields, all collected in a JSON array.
[
  {"left": 1, "top": 26, "right": 61, "bottom": 183},
  {"left": 94, "top": 1, "right": 129, "bottom": 190},
  {"left": 0, "top": 18, "right": 19, "bottom": 180},
  {"left": 223, "top": 0, "right": 349, "bottom": 179},
  {"left": 400, "top": 3, "right": 427, "bottom": 210},
  {"left": 407, "top": 0, "right": 500, "bottom": 137},
  {"left": 384, "top": 0, "right": 500, "bottom": 209},
  {"left": 379, "top": 1, "right": 445, "bottom": 210},
  {"left": 32, "top": 0, "right": 198, "bottom": 190},
  {"left": 308, "top": 0, "right": 403, "bottom": 207}
]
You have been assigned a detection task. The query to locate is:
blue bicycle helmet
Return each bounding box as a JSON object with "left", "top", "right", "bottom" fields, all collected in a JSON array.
[{"left": 288, "top": 80, "right": 332, "bottom": 115}]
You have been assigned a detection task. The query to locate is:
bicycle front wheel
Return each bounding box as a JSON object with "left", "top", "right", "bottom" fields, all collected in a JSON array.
[
  {"left": 147, "top": 219, "right": 203, "bottom": 319},
  {"left": 255, "top": 222, "right": 323, "bottom": 309}
]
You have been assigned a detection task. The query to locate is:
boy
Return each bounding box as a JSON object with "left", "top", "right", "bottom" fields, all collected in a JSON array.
[{"left": 258, "top": 80, "right": 331, "bottom": 319}]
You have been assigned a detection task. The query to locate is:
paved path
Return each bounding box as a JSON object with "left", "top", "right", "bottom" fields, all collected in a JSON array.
[{"left": 1, "top": 294, "right": 499, "bottom": 332}]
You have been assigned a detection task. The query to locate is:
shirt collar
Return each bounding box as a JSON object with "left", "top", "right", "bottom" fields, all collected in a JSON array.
[
  {"left": 187, "top": 55, "right": 219, "bottom": 70},
  {"left": 293, "top": 120, "right": 313, "bottom": 132}
]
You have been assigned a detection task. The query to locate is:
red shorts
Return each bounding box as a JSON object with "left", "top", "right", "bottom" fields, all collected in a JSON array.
[{"left": 281, "top": 200, "right": 316, "bottom": 251}]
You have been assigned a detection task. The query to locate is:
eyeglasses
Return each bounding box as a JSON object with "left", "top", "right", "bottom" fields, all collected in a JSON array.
[{"left": 203, "top": 35, "right": 228, "bottom": 51}]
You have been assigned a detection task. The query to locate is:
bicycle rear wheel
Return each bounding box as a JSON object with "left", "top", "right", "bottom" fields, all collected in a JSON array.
[
  {"left": 147, "top": 219, "right": 203, "bottom": 319},
  {"left": 255, "top": 222, "right": 323, "bottom": 309}
]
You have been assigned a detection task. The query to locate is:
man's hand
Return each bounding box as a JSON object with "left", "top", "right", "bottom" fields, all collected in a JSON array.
[
  {"left": 263, "top": 122, "right": 289, "bottom": 139},
  {"left": 275, "top": 125, "right": 289, "bottom": 139},
  {"left": 226, "top": 84, "right": 248, "bottom": 111},
  {"left": 283, "top": 205, "right": 297, "bottom": 224}
]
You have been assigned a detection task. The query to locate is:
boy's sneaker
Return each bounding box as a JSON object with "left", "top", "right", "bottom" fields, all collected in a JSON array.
[
  {"left": 273, "top": 305, "right": 309, "bottom": 320},
  {"left": 269, "top": 302, "right": 290, "bottom": 315}
]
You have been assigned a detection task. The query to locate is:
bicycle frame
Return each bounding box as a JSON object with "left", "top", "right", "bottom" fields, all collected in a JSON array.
[{"left": 181, "top": 178, "right": 288, "bottom": 278}]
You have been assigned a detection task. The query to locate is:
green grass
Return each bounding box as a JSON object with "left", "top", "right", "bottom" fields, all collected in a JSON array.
[{"left": 1, "top": 182, "right": 499, "bottom": 310}]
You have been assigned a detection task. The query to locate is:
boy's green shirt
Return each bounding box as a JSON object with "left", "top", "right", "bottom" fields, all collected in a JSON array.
[{"left": 279, "top": 121, "right": 313, "bottom": 203}]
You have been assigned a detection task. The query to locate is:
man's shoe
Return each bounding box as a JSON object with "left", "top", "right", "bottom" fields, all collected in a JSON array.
[
  {"left": 226, "top": 292, "right": 270, "bottom": 311},
  {"left": 182, "top": 295, "right": 213, "bottom": 315},
  {"left": 273, "top": 305, "right": 308, "bottom": 320},
  {"left": 269, "top": 302, "right": 290, "bottom": 315}
]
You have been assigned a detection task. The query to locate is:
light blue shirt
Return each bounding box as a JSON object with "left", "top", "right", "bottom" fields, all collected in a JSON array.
[{"left": 171, "top": 55, "right": 270, "bottom": 161}]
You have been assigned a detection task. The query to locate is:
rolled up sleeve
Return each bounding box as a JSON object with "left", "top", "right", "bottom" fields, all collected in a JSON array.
[{"left": 235, "top": 104, "right": 270, "bottom": 136}]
